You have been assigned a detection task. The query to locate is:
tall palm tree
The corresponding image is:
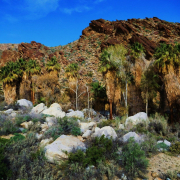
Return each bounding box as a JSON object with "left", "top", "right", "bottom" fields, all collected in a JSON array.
[
  {"left": 99, "top": 44, "right": 127, "bottom": 119},
  {"left": 154, "top": 43, "right": 180, "bottom": 123}
]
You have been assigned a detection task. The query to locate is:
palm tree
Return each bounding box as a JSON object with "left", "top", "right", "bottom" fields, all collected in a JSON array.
[
  {"left": 46, "top": 56, "right": 61, "bottom": 72},
  {"left": 154, "top": 43, "right": 180, "bottom": 123},
  {"left": 65, "top": 63, "right": 79, "bottom": 78},
  {"left": 99, "top": 44, "right": 127, "bottom": 119},
  {"left": 25, "top": 59, "right": 41, "bottom": 76}
]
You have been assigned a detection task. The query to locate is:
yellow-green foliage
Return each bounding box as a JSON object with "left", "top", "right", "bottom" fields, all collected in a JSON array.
[{"left": 169, "top": 142, "right": 180, "bottom": 154}]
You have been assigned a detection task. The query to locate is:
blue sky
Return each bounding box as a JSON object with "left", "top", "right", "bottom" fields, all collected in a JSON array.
[{"left": 0, "top": 0, "right": 179, "bottom": 47}]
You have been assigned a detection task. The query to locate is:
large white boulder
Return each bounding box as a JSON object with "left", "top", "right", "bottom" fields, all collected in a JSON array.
[
  {"left": 125, "top": 112, "right": 148, "bottom": 126},
  {"left": 30, "top": 103, "right": 47, "bottom": 114},
  {"left": 17, "top": 99, "right": 33, "bottom": 108},
  {"left": 79, "top": 122, "right": 97, "bottom": 133},
  {"left": 42, "top": 103, "right": 65, "bottom": 118},
  {"left": 91, "top": 126, "right": 117, "bottom": 140},
  {"left": 122, "top": 132, "right": 144, "bottom": 143},
  {"left": 66, "top": 110, "right": 84, "bottom": 119},
  {"left": 44, "top": 135, "right": 86, "bottom": 164}
]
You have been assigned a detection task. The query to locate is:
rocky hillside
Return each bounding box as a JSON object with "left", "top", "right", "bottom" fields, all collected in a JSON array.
[{"left": 0, "top": 17, "right": 180, "bottom": 121}]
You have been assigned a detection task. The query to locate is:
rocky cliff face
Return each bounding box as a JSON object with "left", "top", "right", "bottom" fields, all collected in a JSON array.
[{"left": 0, "top": 17, "right": 180, "bottom": 119}]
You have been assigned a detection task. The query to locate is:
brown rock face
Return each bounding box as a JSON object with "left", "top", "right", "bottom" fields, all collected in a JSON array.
[{"left": 130, "top": 34, "right": 156, "bottom": 58}]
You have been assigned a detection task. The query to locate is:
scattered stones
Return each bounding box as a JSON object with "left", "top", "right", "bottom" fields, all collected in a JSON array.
[
  {"left": 35, "top": 133, "right": 43, "bottom": 140},
  {"left": 20, "top": 121, "right": 33, "bottom": 129},
  {"left": 122, "top": 132, "right": 144, "bottom": 143},
  {"left": 41, "top": 122, "right": 49, "bottom": 132},
  {"left": 91, "top": 126, "right": 117, "bottom": 140},
  {"left": 151, "top": 172, "right": 159, "bottom": 178},
  {"left": 44, "top": 135, "right": 86, "bottom": 164}
]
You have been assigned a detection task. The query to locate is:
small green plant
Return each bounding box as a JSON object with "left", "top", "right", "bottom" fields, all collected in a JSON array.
[
  {"left": 130, "top": 42, "right": 145, "bottom": 59},
  {"left": 10, "top": 133, "right": 25, "bottom": 142},
  {"left": 169, "top": 141, "right": 180, "bottom": 154},
  {"left": 121, "top": 137, "right": 149, "bottom": 177},
  {"left": 71, "top": 126, "right": 81, "bottom": 136}
]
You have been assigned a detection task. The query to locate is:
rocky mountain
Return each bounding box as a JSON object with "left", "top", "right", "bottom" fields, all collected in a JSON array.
[{"left": 0, "top": 17, "right": 180, "bottom": 122}]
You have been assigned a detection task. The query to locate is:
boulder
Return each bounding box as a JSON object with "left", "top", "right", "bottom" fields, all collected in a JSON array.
[
  {"left": 122, "top": 132, "right": 144, "bottom": 143},
  {"left": 44, "top": 135, "right": 86, "bottom": 164},
  {"left": 20, "top": 121, "right": 33, "bottom": 129},
  {"left": 82, "top": 130, "right": 92, "bottom": 139},
  {"left": 42, "top": 104, "right": 65, "bottom": 118},
  {"left": 30, "top": 103, "right": 47, "bottom": 114},
  {"left": 91, "top": 126, "right": 117, "bottom": 140},
  {"left": 49, "top": 103, "right": 62, "bottom": 111},
  {"left": 40, "top": 138, "right": 53, "bottom": 148},
  {"left": 66, "top": 110, "right": 84, "bottom": 119},
  {"left": 125, "top": 112, "right": 148, "bottom": 126},
  {"left": 45, "top": 117, "right": 57, "bottom": 127},
  {"left": 4, "top": 109, "right": 13, "bottom": 114},
  {"left": 118, "top": 124, "right": 125, "bottom": 130},
  {"left": 79, "top": 122, "right": 97, "bottom": 133},
  {"left": 82, "top": 108, "right": 97, "bottom": 116},
  {"left": 41, "top": 122, "right": 49, "bottom": 132},
  {"left": 17, "top": 99, "right": 33, "bottom": 108},
  {"left": 35, "top": 133, "right": 43, "bottom": 140}
]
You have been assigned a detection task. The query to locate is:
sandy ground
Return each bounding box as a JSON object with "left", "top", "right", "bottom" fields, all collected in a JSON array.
[{"left": 146, "top": 153, "right": 180, "bottom": 179}]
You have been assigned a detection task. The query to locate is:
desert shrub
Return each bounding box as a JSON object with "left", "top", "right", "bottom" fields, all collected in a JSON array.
[
  {"left": 0, "top": 138, "right": 12, "bottom": 179},
  {"left": 166, "top": 170, "right": 180, "bottom": 180},
  {"left": 29, "top": 122, "right": 42, "bottom": 133},
  {"left": 0, "top": 119, "right": 19, "bottom": 135},
  {"left": 4, "top": 133, "right": 61, "bottom": 180},
  {"left": 61, "top": 136, "right": 119, "bottom": 180},
  {"left": 169, "top": 141, "right": 180, "bottom": 154},
  {"left": 97, "top": 119, "right": 114, "bottom": 128},
  {"left": 148, "top": 113, "right": 168, "bottom": 135},
  {"left": 141, "top": 133, "right": 158, "bottom": 157},
  {"left": 121, "top": 137, "right": 149, "bottom": 177},
  {"left": 44, "top": 126, "right": 63, "bottom": 140},
  {"left": 57, "top": 116, "right": 80, "bottom": 135},
  {"left": 135, "top": 122, "right": 148, "bottom": 134}
]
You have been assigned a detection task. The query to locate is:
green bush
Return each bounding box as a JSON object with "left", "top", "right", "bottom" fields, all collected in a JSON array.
[
  {"left": 97, "top": 119, "right": 114, "bottom": 128},
  {"left": 121, "top": 137, "right": 149, "bottom": 177},
  {"left": 169, "top": 141, "right": 180, "bottom": 154},
  {"left": 71, "top": 126, "right": 81, "bottom": 136},
  {"left": 67, "top": 135, "right": 113, "bottom": 167},
  {"left": 141, "top": 134, "right": 158, "bottom": 157}
]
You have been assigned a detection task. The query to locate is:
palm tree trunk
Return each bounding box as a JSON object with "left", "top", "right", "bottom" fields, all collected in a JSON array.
[
  {"left": 109, "top": 99, "right": 113, "bottom": 120},
  {"left": 125, "top": 79, "right": 128, "bottom": 117}
]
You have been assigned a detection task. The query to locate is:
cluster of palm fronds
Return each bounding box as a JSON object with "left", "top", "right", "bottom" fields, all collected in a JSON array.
[
  {"left": 0, "top": 57, "right": 60, "bottom": 84},
  {"left": 65, "top": 62, "right": 79, "bottom": 78},
  {"left": 154, "top": 43, "right": 180, "bottom": 69},
  {"left": 130, "top": 42, "right": 146, "bottom": 59},
  {"left": 46, "top": 56, "right": 60, "bottom": 72}
]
